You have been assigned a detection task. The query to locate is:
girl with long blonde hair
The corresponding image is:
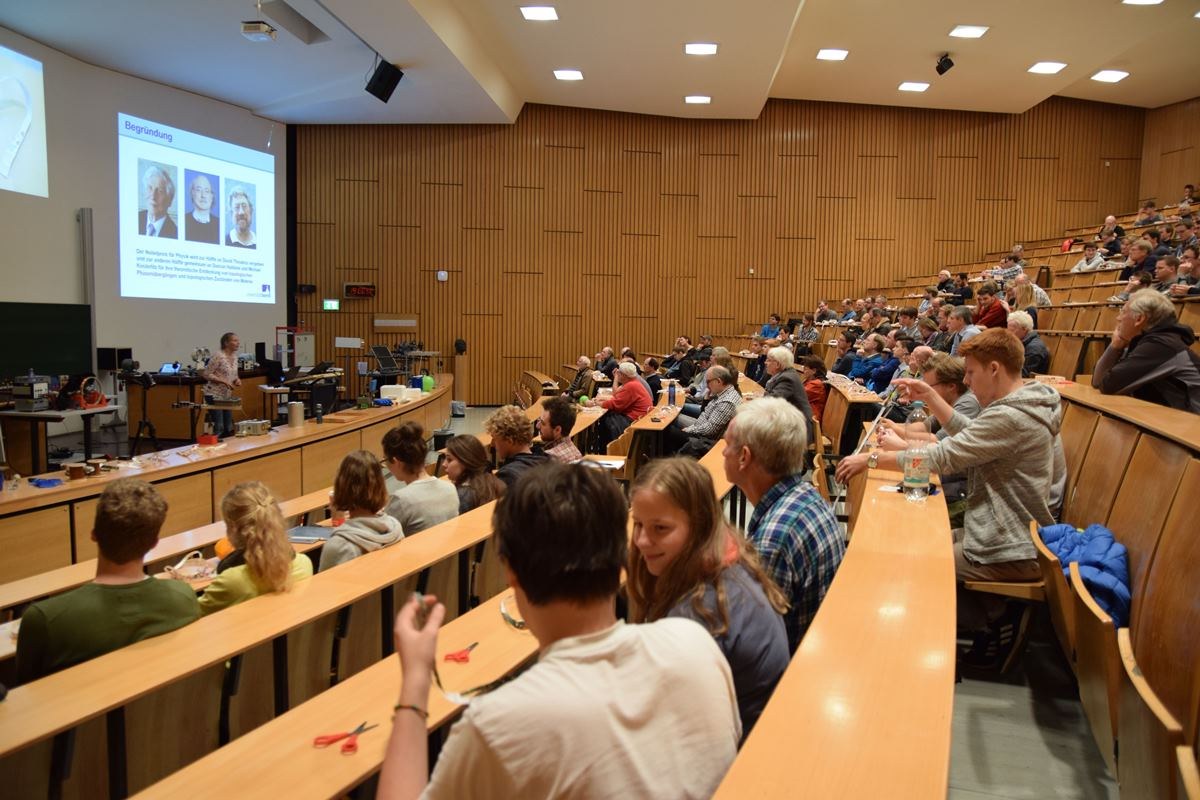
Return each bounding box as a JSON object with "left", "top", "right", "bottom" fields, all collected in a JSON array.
[
  {"left": 199, "top": 481, "right": 313, "bottom": 614},
  {"left": 627, "top": 457, "right": 789, "bottom": 736}
]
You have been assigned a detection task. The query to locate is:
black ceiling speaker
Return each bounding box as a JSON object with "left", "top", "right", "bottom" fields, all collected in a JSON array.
[
  {"left": 366, "top": 60, "right": 404, "bottom": 103},
  {"left": 936, "top": 54, "right": 954, "bottom": 76},
  {"left": 454, "top": 338, "right": 467, "bottom": 355}
]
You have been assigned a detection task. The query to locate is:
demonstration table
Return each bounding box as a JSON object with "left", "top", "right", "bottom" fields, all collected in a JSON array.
[{"left": 0, "top": 406, "right": 123, "bottom": 476}]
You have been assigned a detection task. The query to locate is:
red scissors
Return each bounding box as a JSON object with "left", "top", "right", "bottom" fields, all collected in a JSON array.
[
  {"left": 444, "top": 642, "right": 479, "bottom": 663},
  {"left": 313, "top": 721, "right": 378, "bottom": 755}
]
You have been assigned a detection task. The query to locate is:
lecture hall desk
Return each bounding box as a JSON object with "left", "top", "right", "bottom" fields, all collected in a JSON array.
[
  {"left": 714, "top": 467, "right": 955, "bottom": 798},
  {"left": 0, "top": 377, "right": 453, "bottom": 583}
]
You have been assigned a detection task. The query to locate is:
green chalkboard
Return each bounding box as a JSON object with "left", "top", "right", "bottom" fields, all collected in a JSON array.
[{"left": 0, "top": 303, "right": 93, "bottom": 379}]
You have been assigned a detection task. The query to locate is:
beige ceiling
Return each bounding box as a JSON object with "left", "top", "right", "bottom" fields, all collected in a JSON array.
[{"left": 0, "top": 0, "right": 1197, "bottom": 124}]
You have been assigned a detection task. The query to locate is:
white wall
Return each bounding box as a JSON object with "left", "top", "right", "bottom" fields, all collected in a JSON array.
[{"left": 0, "top": 26, "right": 286, "bottom": 368}]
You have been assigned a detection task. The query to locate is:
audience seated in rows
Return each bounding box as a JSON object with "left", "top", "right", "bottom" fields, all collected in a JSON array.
[
  {"left": 936, "top": 270, "right": 955, "bottom": 294},
  {"left": 628, "top": 457, "right": 789, "bottom": 738},
  {"left": 200, "top": 481, "right": 312, "bottom": 616},
  {"left": 846, "top": 333, "right": 885, "bottom": 384},
  {"left": 1006, "top": 312, "right": 1049, "bottom": 377},
  {"left": 642, "top": 357, "right": 662, "bottom": 397},
  {"left": 1096, "top": 214, "right": 1124, "bottom": 244},
  {"left": 383, "top": 422, "right": 460, "bottom": 535},
  {"left": 761, "top": 346, "right": 815, "bottom": 440},
  {"left": 562, "top": 355, "right": 592, "bottom": 400},
  {"left": 1011, "top": 273, "right": 1051, "bottom": 308},
  {"left": 484, "top": 405, "right": 551, "bottom": 485},
  {"left": 380, "top": 463, "right": 741, "bottom": 799},
  {"left": 321, "top": 451, "right": 404, "bottom": 572},
  {"left": 830, "top": 332, "right": 858, "bottom": 375},
  {"left": 1119, "top": 239, "right": 1157, "bottom": 280},
  {"left": 759, "top": 313, "right": 782, "bottom": 340},
  {"left": 793, "top": 314, "right": 820, "bottom": 352},
  {"left": 1133, "top": 200, "right": 1163, "bottom": 227},
  {"left": 814, "top": 301, "right": 837, "bottom": 324},
  {"left": 878, "top": 352, "right": 981, "bottom": 528},
  {"left": 665, "top": 366, "right": 742, "bottom": 457},
  {"left": 949, "top": 272, "right": 974, "bottom": 305},
  {"left": 1110, "top": 270, "right": 1154, "bottom": 302},
  {"left": 798, "top": 355, "right": 827, "bottom": 422},
  {"left": 973, "top": 281, "right": 1008, "bottom": 330},
  {"left": 1011, "top": 281, "right": 1039, "bottom": 330},
  {"left": 1153, "top": 255, "right": 1184, "bottom": 293},
  {"left": 1071, "top": 242, "right": 1107, "bottom": 273},
  {"left": 442, "top": 435, "right": 506, "bottom": 514},
  {"left": 722, "top": 399, "right": 843, "bottom": 652},
  {"left": 538, "top": 396, "right": 584, "bottom": 464},
  {"left": 594, "top": 347, "right": 618, "bottom": 380},
  {"left": 1145, "top": 228, "right": 1172, "bottom": 258},
  {"left": 948, "top": 306, "right": 982, "bottom": 356},
  {"left": 896, "top": 307, "right": 920, "bottom": 340},
  {"left": 987, "top": 255, "right": 1023, "bottom": 285},
  {"left": 837, "top": 330, "right": 1060, "bottom": 653},
  {"left": 839, "top": 298, "right": 859, "bottom": 322},
  {"left": 15, "top": 479, "right": 200, "bottom": 684},
  {"left": 1092, "top": 290, "right": 1200, "bottom": 413}
]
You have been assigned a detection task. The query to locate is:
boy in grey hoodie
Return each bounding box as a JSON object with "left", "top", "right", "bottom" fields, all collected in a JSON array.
[
  {"left": 319, "top": 450, "right": 405, "bottom": 572},
  {"left": 837, "top": 329, "right": 1060, "bottom": 631}
]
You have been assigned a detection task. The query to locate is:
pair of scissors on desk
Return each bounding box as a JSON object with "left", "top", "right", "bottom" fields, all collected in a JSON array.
[{"left": 313, "top": 721, "right": 378, "bottom": 754}]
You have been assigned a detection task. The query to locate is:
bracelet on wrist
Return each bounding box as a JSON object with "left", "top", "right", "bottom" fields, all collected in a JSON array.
[{"left": 393, "top": 703, "right": 429, "bottom": 720}]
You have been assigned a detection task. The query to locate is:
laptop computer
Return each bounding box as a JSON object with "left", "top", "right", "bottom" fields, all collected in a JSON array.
[{"left": 159, "top": 362, "right": 179, "bottom": 375}]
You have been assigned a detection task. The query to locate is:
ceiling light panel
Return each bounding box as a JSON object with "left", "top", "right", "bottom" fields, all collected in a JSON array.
[
  {"left": 816, "top": 49, "right": 849, "bottom": 61},
  {"left": 684, "top": 95, "right": 712, "bottom": 104},
  {"left": 553, "top": 69, "right": 583, "bottom": 81},
  {"left": 898, "top": 82, "right": 929, "bottom": 92},
  {"left": 949, "top": 25, "right": 989, "bottom": 38},
  {"left": 684, "top": 43, "right": 718, "bottom": 56},
  {"left": 1090, "top": 70, "right": 1129, "bottom": 83},
  {"left": 1121, "top": 0, "right": 1163, "bottom": 5},
  {"left": 520, "top": 6, "right": 558, "bottom": 21},
  {"left": 1028, "top": 62, "right": 1067, "bottom": 74}
]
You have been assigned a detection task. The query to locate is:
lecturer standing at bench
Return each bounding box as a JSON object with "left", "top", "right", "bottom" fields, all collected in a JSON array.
[{"left": 201, "top": 332, "right": 241, "bottom": 437}]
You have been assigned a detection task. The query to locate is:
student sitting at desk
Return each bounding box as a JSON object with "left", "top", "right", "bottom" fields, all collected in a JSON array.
[
  {"left": 382, "top": 422, "right": 459, "bottom": 534},
  {"left": 199, "top": 482, "right": 313, "bottom": 615},
  {"left": 628, "top": 458, "right": 789, "bottom": 738},
  {"left": 380, "top": 463, "right": 741, "bottom": 800},
  {"left": 442, "top": 435, "right": 506, "bottom": 514},
  {"left": 15, "top": 479, "right": 200, "bottom": 684},
  {"left": 319, "top": 450, "right": 403, "bottom": 571}
]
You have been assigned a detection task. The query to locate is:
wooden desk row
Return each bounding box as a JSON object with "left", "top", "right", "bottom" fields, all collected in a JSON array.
[
  {"left": 0, "top": 497, "right": 497, "bottom": 797},
  {"left": 0, "top": 378, "right": 453, "bottom": 584}
]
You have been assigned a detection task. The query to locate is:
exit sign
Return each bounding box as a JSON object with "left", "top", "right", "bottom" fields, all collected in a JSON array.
[{"left": 323, "top": 298, "right": 340, "bottom": 311}]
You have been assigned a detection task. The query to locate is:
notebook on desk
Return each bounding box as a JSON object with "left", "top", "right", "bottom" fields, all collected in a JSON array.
[{"left": 287, "top": 525, "right": 333, "bottom": 544}]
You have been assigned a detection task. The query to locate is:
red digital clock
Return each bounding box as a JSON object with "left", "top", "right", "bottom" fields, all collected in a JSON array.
[{"left": 343, "top": 283, "right": 377, "bottom": 299}]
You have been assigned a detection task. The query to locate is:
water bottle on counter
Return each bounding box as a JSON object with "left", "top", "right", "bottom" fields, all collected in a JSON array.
[
  {"left": 315, "top": 403, "right": 324, "bottom": 424},
  {"left": 902, "top": 401, "right": 931, "bottom": 503},
  {"left": 668, "top": 381, "right": 677, "bottom": 408}
]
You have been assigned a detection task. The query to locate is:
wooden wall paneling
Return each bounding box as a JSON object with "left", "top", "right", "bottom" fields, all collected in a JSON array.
[
  {"left": 0, "top": 505, "right": 72, "bottom": 582},
  {"left": 1139, "top": 96, "right": 1199, "bottom": 205},
  {"left": 72, "top": 472, "right": 214, "bottom": 563},
  {"left": 296, "top": 97, "right": 1146, "bottom": 403},
  {"left": 211, "top": 451, "right": 303, "bottom": 518}
]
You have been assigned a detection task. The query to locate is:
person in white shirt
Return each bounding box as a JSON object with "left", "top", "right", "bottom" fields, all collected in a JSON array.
[
  {"left": 379, "top": 462, "right": 741, "bottom": 800},
  {"left": 1070, "top": 242, "right": 1107, "bottom": 273},
  {"left": 381, "top": 422, "right": 459, "bottom": 535}
]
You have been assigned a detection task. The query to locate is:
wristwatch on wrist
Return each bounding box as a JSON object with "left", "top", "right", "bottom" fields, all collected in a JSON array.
[{"left": 867, "top": 452, "right": 879, "bottom": 469}]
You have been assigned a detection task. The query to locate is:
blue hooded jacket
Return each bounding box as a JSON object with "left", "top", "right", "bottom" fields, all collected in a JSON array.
[{"left": 1040, "top": 523, "right": 1131, "bottom": 627}]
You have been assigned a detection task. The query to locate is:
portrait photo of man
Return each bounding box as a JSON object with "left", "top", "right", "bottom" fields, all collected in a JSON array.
[
  {"left": 138, "top": 160, "right": 178, "bottom": 239},
  {"left": 225, "top": 183, "right": 256, "bottom": 249},
  {"left": 183, "top": 170, "right": 220, "bottom": 244}
]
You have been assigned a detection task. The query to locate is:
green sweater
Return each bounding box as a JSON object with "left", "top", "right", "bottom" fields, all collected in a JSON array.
[
  {"left": 198, "top": 552, "right": 314, "bottom": 615},
  {"left": 16, "top": 578, "right": 200, "bottom": 684}
]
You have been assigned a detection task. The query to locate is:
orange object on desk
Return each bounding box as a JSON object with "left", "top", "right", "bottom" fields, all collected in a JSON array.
[{"left": 214, "top": 537, "right": 234, "bottom": 559}]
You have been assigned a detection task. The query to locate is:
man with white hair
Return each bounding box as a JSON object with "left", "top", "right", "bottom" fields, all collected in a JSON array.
[
  {"left": 1007, "top": 311, "right": 1049, "bottom": 377},
  {"left": 226, "top": 186, "right": 256, "bottom": 248},
  {"left": 936, "top": 269, "right": 955, "bottom": 293},
  {"left": 139, "top": 165, "right": 178, "bottom": 239},
  {"left": 761, "top": 346, "right": 814, "bottom": 440},
  {"left": 723, "top": 398, "right": 843, "bottom": 652},
  {"left": 584, "top": 361, "right": 652, "bottom": 450},
  {"left": 563, "top": 355, "right": 593, "bottom": 400},
  {"left": 665, "top": 365, "right": 741, "bottom": 457}
]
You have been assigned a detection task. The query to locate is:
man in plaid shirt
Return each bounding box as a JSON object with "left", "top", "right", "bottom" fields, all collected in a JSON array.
[
  {"left": 667, "top": 366, "right": 742, "bottom": 457},
  {"left": 723, "top": 398, "right": 844, "bottom": 651}
]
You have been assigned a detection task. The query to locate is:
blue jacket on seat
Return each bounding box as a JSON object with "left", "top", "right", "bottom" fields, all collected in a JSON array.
[{"left": 1040, "top": 523, "right": 1131, "bottom": 628}]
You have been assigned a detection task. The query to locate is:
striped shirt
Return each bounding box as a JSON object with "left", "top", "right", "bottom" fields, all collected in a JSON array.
[
  {"left": 746, "top": 473, "right": 844, "bottom": 651},
  {"left": 685, "top": 385, "right": 742, "bottom": 440}
]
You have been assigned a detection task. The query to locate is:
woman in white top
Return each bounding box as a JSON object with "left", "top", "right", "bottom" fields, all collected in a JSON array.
[
  {"left": 382, "top": 422, "right": 459, "bottom": 534},
  {"left": 200, "top": 332, "right": 240, "bottom": 437}
]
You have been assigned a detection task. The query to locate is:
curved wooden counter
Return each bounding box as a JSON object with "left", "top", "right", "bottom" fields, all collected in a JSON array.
[
  {"left": 0, "top": 377, "right": 453, "bottom": 583},
  {"left": 714, "top": 467, "right": 956, "bottom": 798}
]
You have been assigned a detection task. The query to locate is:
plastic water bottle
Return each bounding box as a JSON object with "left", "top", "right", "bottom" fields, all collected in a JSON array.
[
  {"left": 902, "top": 401, "right": 931, "bottom": 503},
  {"left": 315, "top": 403, "right": 324, "bottom": 424},
  {"left": 668, "top": 381, "right": 677, "bottom": 408}
]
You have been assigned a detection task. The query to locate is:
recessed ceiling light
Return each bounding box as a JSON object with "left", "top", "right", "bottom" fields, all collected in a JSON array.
[
  {"left": 1091, "top": 69, "right": 1129, "bottom": 83},
  {"left": 520, "top": 6, "right": 558, "bottom": 20},
  {"left": 553, "top": 69, "right": 583, "bottom": 81},
  {"left": 898, "top": 82, "right": 929, "bottom": 92},
  {"left": 816, "top": 48, "right": 849, "bottom": 61},
  {"left": 684, "top": 43, "right": 718, "bottom": 56},
  {"left": 1195, "top": 9, "right": 1200, "bottom": 16},
  {"left": 1121, "top": 0, "right": 1162, "bottom": 5},
  {"left": 1028, "top": 61, "right": 1067, "bottom": 75},
  {"left": 684, "top": 95, "right": 712, "bottom": 104},
  {"left": 949, "top": 25, "right": 989, "bottom": 38}
]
